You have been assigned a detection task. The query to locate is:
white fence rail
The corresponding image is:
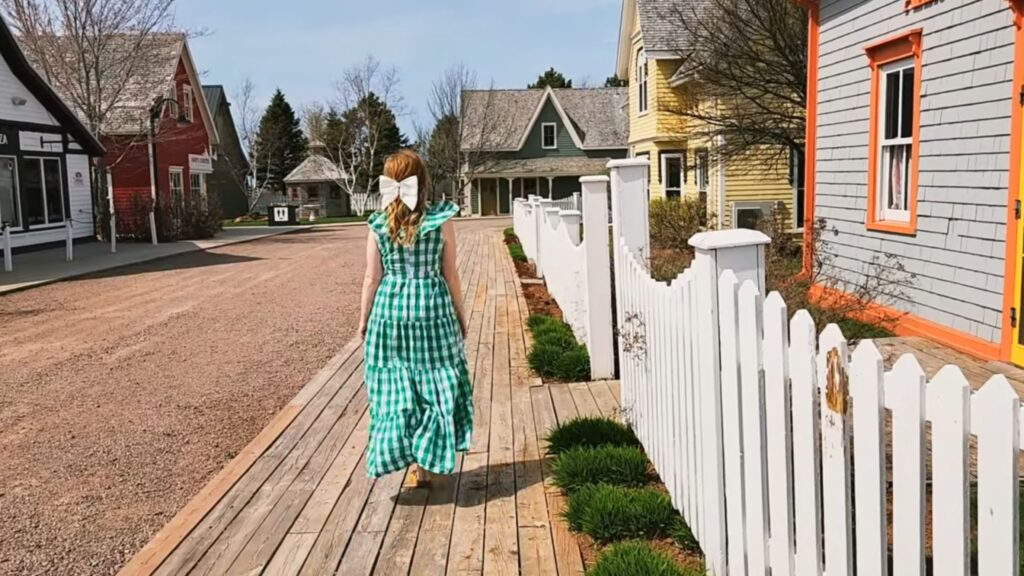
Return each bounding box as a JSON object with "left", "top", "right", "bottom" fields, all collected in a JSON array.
[
  {"left": 352, "top": 193, "right": 381, "bottom": 216},
  {"left": 604, "top": 159, "right": 1024, "bottom": 576},
  {"left": 551, "top": 192, "right": 581, "bottom": 213},
  {"left": 512, "top": 180, "right": 614, "bottom": 379}
]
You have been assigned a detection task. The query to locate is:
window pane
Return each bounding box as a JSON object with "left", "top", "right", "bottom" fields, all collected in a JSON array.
[
  {"left": 737, "top": 208, "right": 763, "bottom": 230},
  {"left": 883, "top": 144, "right": 910, "bottom": 212},
  {"left": 44, "top": 159, "right": 63, "bottom": 223},
  {"left": 884, "top": 70, "right": 900, "bottom": 140},
  {"left": 22, "top": 159, "right": 44, "bottom": 226},
  {"left": 0, "top": 158, "right": 19, "bottom": 228},
  {"left": 665, "top": 157, "right": 682, "bottom": 189},
  {"left": 901, "top": 67, "right": 915, "bottom": 139}
]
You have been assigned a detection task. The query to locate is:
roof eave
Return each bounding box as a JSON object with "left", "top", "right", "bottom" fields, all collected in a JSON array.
[{"left": 615, "top": 0, "right": 637, "bottom": 79}]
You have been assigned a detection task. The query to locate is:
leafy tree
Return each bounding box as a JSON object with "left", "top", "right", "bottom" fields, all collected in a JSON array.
[
  {"left": 322, "top": 92, "right": 408, "bottom": 197},
  {"left": 529, "top": 67, "right": 572, "bottom": 89},
  {"left": 604, "top": 75, "right": 629, "bottom": 87},
  {"left": 665, "top": 0, "right": 807, "bottom": 165},
  {"left": 252, "top": 89, "right": 307, "bottom": 193}
]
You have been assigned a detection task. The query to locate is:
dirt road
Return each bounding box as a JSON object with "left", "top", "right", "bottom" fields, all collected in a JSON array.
[{"left": 0, "top": 221, "right": 502, "bottom": 575}]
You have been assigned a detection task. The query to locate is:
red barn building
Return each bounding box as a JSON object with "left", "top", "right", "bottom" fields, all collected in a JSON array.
[{"left": 98, "top": 35, "right": 219, "bottom": 235}]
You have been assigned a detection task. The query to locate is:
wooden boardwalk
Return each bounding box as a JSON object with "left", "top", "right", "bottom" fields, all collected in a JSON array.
[{"left": 119, "top": 225, "right": 620, "bottom": 576}]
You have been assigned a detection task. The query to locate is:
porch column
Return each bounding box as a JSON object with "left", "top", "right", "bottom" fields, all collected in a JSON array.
[
  {"left": 547, "top": 176, "right": 554, "bottom": 199},
  {"left": 506, "top": 178, "right": 515, "bottom": 214}
]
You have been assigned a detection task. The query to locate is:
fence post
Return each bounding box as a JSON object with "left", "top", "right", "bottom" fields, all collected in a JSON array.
[
  {"left": 560, "top": 210, "right": 581, "bottom": 245},
  {"left": 65, "top": 219, "right": 73, "bottom": 262},
  {"left": 572, "top": 191, "right": 582, "bottom": 212},
  {"left": 535, "top": 198, "right": 553, "bottom": 279},
  {"left": 2, "top": 223, "right": 10, "bottom": 272},
  {"left": 687, "top": 228, "right": 771, "bottom": 576},
  {"left": 581, "top": 175, "right": 614, "bottom": 380},
  {"left": 608, "top": 159, "right": 650, "bottom": 267}
]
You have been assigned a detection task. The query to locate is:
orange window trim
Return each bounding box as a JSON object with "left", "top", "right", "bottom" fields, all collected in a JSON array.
[
  {"left": 799, "top": 0, "right": 820, "bottom": 276},
  {"left": 864, "top": 29, "right": 923, "bottom": 236},
  {"left": 905, "top": 0, "right": 937, "bottom": 9},
  {"left": 1000, "top": 1, "right": 1024, "bottom": 360},
  {"left": 809, "top": 284, "right": 1001, "bottom": 361}
]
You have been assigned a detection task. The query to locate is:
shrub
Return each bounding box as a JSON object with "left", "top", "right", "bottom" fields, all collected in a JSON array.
[
  {"left": 528, "top": 343, "right": 565, "bottom": 378},
  {"left": 587, "top": 542, "right": 697, "bottom": 576},
  {"left": 565, "top": 484, "right": 682, "bottom": 544},
  {"left": 649, "top": 197, "right": 713, "bottom": 252},
  {"left": 555, "top": 345, "right": 591, "bottom": 382},
  {"left": 503, "top": 227, "right": 516, "bottom": 238},
  {"left": 551, "top": 446, "right": 651, "bottom": 494},
  {"left": 545, "top": 417, "right": 639, "bottom": 456},
  {"left": 508, "top": 242, "right": 527, "bottom": 262},
  {"left": 527, "top": 314, "right": 559, "bottom": 331}
]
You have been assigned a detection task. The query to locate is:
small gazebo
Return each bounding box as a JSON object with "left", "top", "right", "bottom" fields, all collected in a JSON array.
[{"left": 284, "top": 142, "right": 350, "bottom": 219}]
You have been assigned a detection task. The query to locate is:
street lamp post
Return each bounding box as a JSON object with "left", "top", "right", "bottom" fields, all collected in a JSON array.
[{"left": 147, "top": 97, "right": 189, "bottom": 245}]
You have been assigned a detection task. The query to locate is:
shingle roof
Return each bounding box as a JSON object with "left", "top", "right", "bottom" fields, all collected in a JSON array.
[
  {"left": 203, "top": 85, "right": 225, "bottom": 119},
  {"left": 23, "top": 33, "right": 188, "bottom": 134},
  {"left": 636, "top": 0, "right": 707, "bottom": 53},
  {"left": 284, "top": 154, "right": 346, "bottom": 184},
  {"left": 460, "top": 87, "right": 628, "bottom": 152},
  {"left": 473, "top": 156, "right": 614, "bottom": 177}
]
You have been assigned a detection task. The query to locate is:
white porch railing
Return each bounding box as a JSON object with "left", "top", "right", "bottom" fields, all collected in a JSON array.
[
  {"left": 605, "top": 158, "right": 1024, "bottom": 576},
  {"left": 352, "top": 193, "right": 381, "bottom": 216},
  {"left": 512, "top": 180, "right": 615, "bottom": 380},
  {"left": 550, "top": 192, "right": 581, "bottom": 213}
]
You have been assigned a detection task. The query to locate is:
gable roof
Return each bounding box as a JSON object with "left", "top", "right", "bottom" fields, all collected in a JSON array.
[
  {"left": 616, "top": 0, "right": 708, "bottom": 77},
  {"left": 0, "top": 15, "right": 104, "bottom": 156},
  {"left": 203, "top": 85, "right": 225, "bottom": 118},
  {"left": 461, "top": 87, "right": 628, "bottom": 152},
  {"left": 284, "top": 154, "right": 346, "bottom": 184},
  {"left": 23, "top": 32, "right": 218, "bottom": 143}
]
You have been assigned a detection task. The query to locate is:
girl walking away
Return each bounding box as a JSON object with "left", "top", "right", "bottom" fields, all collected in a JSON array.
[{"left": 358, "top": 149, "right": 472, "bottom": 486}]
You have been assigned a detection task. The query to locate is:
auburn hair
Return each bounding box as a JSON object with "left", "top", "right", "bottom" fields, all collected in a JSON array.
[{"left": 382, "top": 149, "right": 429, "bottom": 246}]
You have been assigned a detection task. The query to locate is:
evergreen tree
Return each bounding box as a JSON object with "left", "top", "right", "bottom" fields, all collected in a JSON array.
[
  {"left": 604, "top": 75, "right": 629, "bottom": 87},
  {"left": 529, "top": 68, "right": 572, "bottom": 89},
  {"left": 428, "top": 114, "right": 460, "bottom": 200},
  {"left": 252, "top": 89, "right": 307, "bottom": 193},
  {"left": 330, "top": 92, "right": 408, "bottom": 193}
]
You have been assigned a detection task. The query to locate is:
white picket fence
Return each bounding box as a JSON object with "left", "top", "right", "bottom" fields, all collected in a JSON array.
[
  {"left": 604, "top": 159, "right": 1024, "bottom": 575},
  {"left": 352, "top": 192, "right": 381, "bottom": 216},
  {"left": 551, "top": 192, "right": 582, "bottom": 213},
  {"left": 512, "top": 180, "right": 615, "bottom": 379}
]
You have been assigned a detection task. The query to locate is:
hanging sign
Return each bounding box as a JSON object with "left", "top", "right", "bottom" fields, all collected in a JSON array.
[{"left": 188, "top": 154, "right": 214, "bottom": 174}]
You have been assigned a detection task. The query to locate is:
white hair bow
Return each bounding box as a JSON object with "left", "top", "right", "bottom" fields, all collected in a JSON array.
[{"left": 379, "top": 175, "right": 419, "bottom": 210}]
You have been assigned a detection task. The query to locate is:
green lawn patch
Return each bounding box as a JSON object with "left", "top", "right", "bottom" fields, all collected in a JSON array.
[
  {"left": 527, "top": 314, "right": 591, "bottom": 381},
  {"left": 545, "top": 416, "right": 639, "bottom": 456},
  {"left": 565, "top": 484, "right": 681, "bottom": 544},
  {"left": 551, "top": 446, "right": 651, "bottom": 494},
  {"left": 586, "top": 542, "right": 700, "bottom": 576}
]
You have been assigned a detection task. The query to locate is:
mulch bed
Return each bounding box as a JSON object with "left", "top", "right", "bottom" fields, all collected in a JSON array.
[{"left": 505, "top": 233, "right": 563, "bottom": 321}]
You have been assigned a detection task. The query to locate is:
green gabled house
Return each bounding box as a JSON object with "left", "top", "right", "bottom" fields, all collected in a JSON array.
[{"left": 460, "top": 86, "right": 629, "bottom": 216}]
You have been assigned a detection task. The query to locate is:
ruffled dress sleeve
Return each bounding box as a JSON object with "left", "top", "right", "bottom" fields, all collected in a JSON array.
[{"left": 419, "top": 201, "right": 460, "bottom": 235}]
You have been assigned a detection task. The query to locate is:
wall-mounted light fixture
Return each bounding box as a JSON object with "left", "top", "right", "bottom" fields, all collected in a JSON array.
[{"left": 11, "top": 96, "right": 27, "bottom": 106}]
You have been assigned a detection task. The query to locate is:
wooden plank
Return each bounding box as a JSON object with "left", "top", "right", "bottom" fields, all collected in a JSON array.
[
  {"left": 470, "top": 255, "right": 497, "bottom": 455},
  {"left": 262, "top": 534, "right": 319, "bottom": 576},
  {"left": 191, "top": 368, "right": 368, "bottom": 576},
  {"left": 548, "top": 384, "right": 578, "bottom": 426},
  {"left": 152, "top": 351, "right": 366, "bottom": 576},
  {"left": 447, "top": 452, "right": 489, "bottom": 576},
  {"left": 297, "top": 455, "right": 375, "bottom": 576},
  {"left": 408, "top": 456, "right": 463, "bottom": 575},
  {"left": 372, "top": 485, "right": 430, "bottom": 576},
  {"left": 588, "top": 382, "right": 619, "bottom": 419},
  {"left": 227, "top": 393, "right": 370, "bottom": 574},
  {"left": 118, "top": 339, "right": 362, "bottom": 576},
  {"left": 335, "top": 468, "right": 407, "bottom": 576},
  {"left": 568, "top": 383, "right": 600, "bottom": 418},
  {"left": 607, "top": 381, "right": 621, "bottom": 405}
]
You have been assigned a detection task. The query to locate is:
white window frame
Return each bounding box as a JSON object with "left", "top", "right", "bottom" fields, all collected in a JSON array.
[
  {"left": 732, "top": 201, "right": 773, "bottom": 230},
  {"left": 541, "top": 122, "right": 558, "bottom": 150},
  {"left": 695, "top": 148, "right": 710, "bottom": 211},
  {"left": 169, "top": 167, "right": 184, "bottom": 205},
  {"left": 876, "top": 57, "right": 914, "bottom": 224},
  {"left": 660, "top": 152, "right": 685, "bottom": 199},
  {"left": 22, "top": 156, "right": 64, "bottom": 228},
  {"left": 636, "top": 48, "right": 649, "bottom": 115},
  {"left": 0, "top": 155, "right": 21, "bottom": 230},
  {"left": 182, "top": 84, "right": 194, "bottom": 123},
  {"left": 790, "top": 147, "right": 806, "bottom": 231},
  {"left": 190, "top": 171, "right": 207, "bottom": 207}
]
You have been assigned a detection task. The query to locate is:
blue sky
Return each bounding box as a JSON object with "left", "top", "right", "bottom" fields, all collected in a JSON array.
[{"left": 174, "top": 0, "right": 623, "bottom": 136}]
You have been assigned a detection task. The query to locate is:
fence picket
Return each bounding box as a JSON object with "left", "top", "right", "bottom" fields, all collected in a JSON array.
[
  {"left": 762, "top": 292, "right": 795, "bottom": 576},
  {"left": 888, "top": 354, "right": 926, "bottom": 576},
  {"left": 685, "top": 271, "right": 703, "bottom": 539},
  {"left": 717, "top": 271, "right": 748, "bottom": 575},
  {"left": 850, "top": 340, "right": 888, "bottom": 576},
  {"left": 972, "top": 376, "right": 1021, "bottom": 576},
  {"left": 739, "top": 281, "right": 769, "bottom": 576},
  {"left": 817, "top": 324, "right": 853, "bottom": 576},
  {"left": 790, "top": 310, "right": 822, "bottom": 576},
  {"left": 928, "top": 365, "right": 971, "bottom": 576}
]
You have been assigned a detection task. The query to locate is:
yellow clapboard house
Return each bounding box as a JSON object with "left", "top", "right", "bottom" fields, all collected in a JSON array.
[{"left": 615, "top": 0, "right": 802, "bottom": 229}]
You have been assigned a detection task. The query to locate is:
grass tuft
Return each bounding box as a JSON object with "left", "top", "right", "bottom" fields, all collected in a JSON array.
[
  {"left": 586, "top": 541, "right": 700, "bottom": 576},
  {"left": 526, "top": 314, "right": 591, "bottom": 381},
  {"left": 551, "top": 446, "right": 651, "bottom": 494},
  {"left": 564, "top": 484, "right": 683, "bottom": 544},
  {"left": 545, "top": 416, "right": 639, "bottom": 456}
]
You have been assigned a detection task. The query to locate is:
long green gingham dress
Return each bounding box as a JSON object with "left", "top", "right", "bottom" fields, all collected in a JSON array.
[{"left": 364, "top": 201, "right": 473, "bottom": 478}]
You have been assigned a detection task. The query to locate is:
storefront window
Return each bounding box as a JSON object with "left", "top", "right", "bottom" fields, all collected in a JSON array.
[
  {"left": 22, "top": 157, "right": 63, "bottom": 226},
  {"left": 0, "top": 157, "right": 19, "bottom": 229}
]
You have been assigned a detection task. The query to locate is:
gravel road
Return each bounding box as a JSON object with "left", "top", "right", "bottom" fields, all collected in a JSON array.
[{"left": 0, "top": 226, "right": 373, "bottom": 575}]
